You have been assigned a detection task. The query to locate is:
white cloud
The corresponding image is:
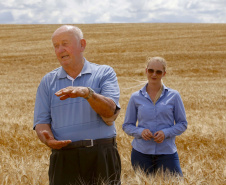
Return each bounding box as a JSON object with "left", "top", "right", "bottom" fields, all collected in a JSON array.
[{"left": 0, "top": 0, "right": 225, "bottom": 23}]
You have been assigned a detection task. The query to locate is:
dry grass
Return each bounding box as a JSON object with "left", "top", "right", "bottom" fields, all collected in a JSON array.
[{"left": 0, "top": 23, "right": 225, "bottom": 185}]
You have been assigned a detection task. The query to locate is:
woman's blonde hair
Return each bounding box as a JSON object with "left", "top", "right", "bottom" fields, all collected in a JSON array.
[{"left": 146, "top": 57, "right": 167, "bottom": 72}]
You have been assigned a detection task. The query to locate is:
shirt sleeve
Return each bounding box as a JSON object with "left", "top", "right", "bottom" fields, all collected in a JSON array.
[
  {"left": 122, "top": 95, "right": 144, "bottom": 138},
  {"left": 33, "top": 77, "right": 51, "bottom": 129},
  {"left": 100, "top": 107, "right": 120, "bottom": 126},
  {"left": 162, "top": 92, "right": 188, "bottom": 139},
  {"left": 97, "top": 65, "right": 121, "bottom": 125},
  {"left": 99, "top": 66, "right": 120, "bottom": 108}
]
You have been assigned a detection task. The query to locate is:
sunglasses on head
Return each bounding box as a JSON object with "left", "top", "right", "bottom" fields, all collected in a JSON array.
[{"left": 147, "top": 68, "right": 163, "bottom": 75}]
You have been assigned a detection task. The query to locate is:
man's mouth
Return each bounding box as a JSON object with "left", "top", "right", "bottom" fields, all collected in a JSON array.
[{"left": 61, "top": 55, "right": 69, "bottom": 59}]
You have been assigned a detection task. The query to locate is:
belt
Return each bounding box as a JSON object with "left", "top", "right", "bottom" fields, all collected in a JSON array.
[{"left": 60, "top": 137, "right": 116, "bottom": 150}]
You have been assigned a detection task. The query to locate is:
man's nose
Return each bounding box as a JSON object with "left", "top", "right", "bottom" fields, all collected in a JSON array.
[{"left": 58, "top": 45, "right": 65, "bottom": 53}]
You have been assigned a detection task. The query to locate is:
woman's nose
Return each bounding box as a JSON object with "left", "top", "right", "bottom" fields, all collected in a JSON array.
[{"left": 152, "top": 72, "right": 157, "bottom": 76}]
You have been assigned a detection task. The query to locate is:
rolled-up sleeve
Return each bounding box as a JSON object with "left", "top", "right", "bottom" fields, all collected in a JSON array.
[
  {"left": 98, "top": 66, "right": 121, "bottom": 125},
  {"left": 99, "top": 66, "right": 120, "bottom": 108}
]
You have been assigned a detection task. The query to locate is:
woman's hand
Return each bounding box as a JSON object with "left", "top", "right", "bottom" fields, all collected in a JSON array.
[
  {"left": 141, "top": 129, "right": 153, "bottom": 141},
  {"left": 154, "top": 130, "right": 165, "bottom": 143}
]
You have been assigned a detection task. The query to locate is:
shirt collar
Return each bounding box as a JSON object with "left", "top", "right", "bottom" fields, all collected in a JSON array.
[
  {"left": 140, "top": 83, "right": 168, "bottom": 96},
  {"left": 57, "top": 58, "right": 92, "bottom": 79}
]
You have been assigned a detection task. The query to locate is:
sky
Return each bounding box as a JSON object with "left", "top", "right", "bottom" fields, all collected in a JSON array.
[{"left": 0, "top": 0, "right": 226, "bottom": 24}]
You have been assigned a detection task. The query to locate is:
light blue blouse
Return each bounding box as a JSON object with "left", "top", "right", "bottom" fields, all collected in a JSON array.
[{"left": 122, "top": 84, "right": 187, "bottom": 154}]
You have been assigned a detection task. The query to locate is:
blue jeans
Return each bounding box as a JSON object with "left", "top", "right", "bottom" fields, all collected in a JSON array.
[{"left": 131, "top": 148, "right": 183, "bottom": 176}]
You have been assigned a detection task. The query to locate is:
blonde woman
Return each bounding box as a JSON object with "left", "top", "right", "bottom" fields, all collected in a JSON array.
[{"left": 122, "top": 57, "right": 187, "bottom": 176}]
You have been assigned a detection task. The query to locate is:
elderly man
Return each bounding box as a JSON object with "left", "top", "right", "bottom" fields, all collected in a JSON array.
[{"left": 34, "top": 25, "right": 121, "bottom": 185}]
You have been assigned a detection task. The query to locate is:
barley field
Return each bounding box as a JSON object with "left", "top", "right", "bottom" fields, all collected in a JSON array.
[{"left": 0, "top": 23, "right": 225, "bottom": 185}]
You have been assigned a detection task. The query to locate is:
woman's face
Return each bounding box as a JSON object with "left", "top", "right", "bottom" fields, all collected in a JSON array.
[{"left": 146, "top": 60, "right": 166, "bottom": 84}]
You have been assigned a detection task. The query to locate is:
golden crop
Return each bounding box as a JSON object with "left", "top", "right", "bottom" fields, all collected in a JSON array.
[{"left": 0, "top": 24, "right": 225, "bottom": 185}]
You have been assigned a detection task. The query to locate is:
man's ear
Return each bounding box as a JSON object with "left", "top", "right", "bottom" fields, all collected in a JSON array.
[
  {"left": 163, "top": 71, "right": 166, "bottom": 77},
  {"left": 80, "top": 39, "right": 86, "bottom": 52}
]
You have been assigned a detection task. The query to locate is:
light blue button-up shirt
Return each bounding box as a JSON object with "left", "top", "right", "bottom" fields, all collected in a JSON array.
[
  {"left": 122, "top": 84, "right": 187, "bottom": 154},
  {"left": 34, "top": 59, "right": 120, "bottom": 142}
]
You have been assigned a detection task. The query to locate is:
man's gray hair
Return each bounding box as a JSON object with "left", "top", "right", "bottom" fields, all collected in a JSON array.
[
  {"left": 52, "top": 25, "right": 84, "bottom": 40},
  {"left": 65, "top": 25, "right": 83, "bottom": 40}
]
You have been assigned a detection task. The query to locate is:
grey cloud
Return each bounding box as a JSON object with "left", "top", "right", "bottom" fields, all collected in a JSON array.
[
  {"left": 0, "top": 0, "right": 225, "bottom": 23},
  {"left": 0, "top": 11, "right": 14, "bottom": 23}
]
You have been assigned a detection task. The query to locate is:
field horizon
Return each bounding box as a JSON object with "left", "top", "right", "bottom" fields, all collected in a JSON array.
[{"left": 0, "top": 23, "right": 225, "bottom": 185}]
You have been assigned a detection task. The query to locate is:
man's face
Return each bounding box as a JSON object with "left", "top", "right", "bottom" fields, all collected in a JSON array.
[{"left": 52, "top": 29, "right": 82, "bottom": 68}]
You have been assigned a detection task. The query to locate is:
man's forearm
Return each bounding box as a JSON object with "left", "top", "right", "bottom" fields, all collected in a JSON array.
[
  {"left": 35, "top": 124, "right": 72, "bottom": 149},
  {"left": 87, "top": 92, "right": 116, "bottom": 118},
  {"left": 35, "top": 124, "right": 53, "bottom": 145}
]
